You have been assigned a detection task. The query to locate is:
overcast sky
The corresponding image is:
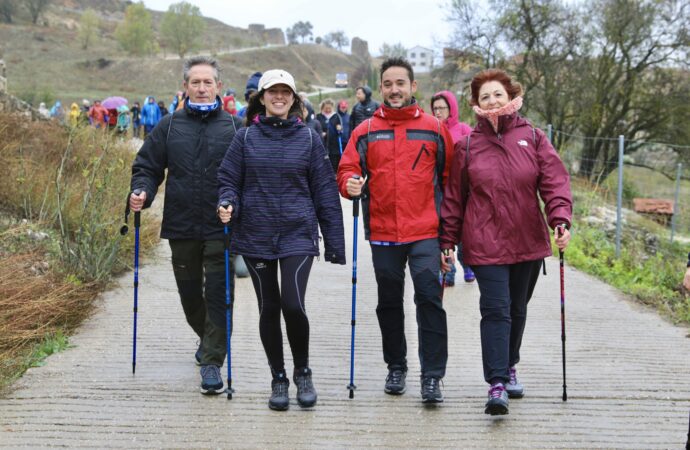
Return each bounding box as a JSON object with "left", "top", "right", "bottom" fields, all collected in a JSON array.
[{"left": 143, "top": 0, "right": 454, "bottom": 56}]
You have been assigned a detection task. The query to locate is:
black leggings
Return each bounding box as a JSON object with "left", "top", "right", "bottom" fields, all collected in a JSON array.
[{"left": 245, "top": 255, "right": 314, "bottom": 374}]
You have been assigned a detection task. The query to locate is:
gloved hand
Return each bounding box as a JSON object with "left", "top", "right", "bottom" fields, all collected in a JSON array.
[{"left": 324, "top": 247, "right": 346, "bottom": 265}]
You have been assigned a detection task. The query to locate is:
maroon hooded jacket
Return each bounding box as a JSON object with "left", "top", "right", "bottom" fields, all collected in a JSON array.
[{"left": 440, "top": 113, "right": 572, "bottom": 265}]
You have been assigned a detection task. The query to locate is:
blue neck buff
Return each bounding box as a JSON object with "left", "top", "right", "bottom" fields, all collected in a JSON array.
[{"left": 187, "top": 98, "right": 219, "bottom": 113}]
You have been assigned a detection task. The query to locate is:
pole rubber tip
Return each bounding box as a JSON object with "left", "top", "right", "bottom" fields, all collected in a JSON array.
[{"left": 349, "top": 390, "right": 354, "bottom": 399}]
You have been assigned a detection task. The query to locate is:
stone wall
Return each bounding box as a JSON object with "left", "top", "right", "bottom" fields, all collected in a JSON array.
[
  {"left": 0, "top": 91, "right": 37, "bottom": 120},
  {"left": 0, "top": 59, "right": 6, "bottom": 94},
  {"left": 248, "top": 23, "right": 285, "bottom": 46},
  {"left": 0, "top": 59, "right": 42, "bottom": 120},
  {"left": 264, "top": 28, "right": 285, "bottom": 45},
  {"left": 351, "top": 37, "right": 370, "bottom": 61}
]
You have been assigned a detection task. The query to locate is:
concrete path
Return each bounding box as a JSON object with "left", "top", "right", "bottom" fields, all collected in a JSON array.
[{"left": 1, "top": 199, "right": 689, "bottom": 448}]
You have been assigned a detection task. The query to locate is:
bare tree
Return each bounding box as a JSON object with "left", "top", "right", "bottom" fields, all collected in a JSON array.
[
  {"left": 0, "top": 0, "right": 16, "bottom": 23},
  {"left": 23, "top": 0, "right": 50, "bottom": 25},
  {"left": 78, "top": 9, "right": 100, "bottom": 50},
  {"left": 160, "top": 1, "right": 205, "bottom": 58},
  {"left": 445, "top": 0, "right": 690, "bottom": 181},
  {"left": 446, "top": 0, "right": 504, "bottom": 67},
  {"left": 379, "top": 42, "right": 407, "bottom": 59},
  {"left": 324, "top": 30, "right": 349, "bottom": 51},
  {"left": 290, "top": 21, "right": 313, "bottom": 43},
  {"left": 575, "top": 0, "right": 690, "bottom": 179}
]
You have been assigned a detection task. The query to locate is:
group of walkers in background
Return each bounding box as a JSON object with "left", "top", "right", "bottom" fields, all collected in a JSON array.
[{"left": 126, "top": 53, "right": 574, "bottom": 416}]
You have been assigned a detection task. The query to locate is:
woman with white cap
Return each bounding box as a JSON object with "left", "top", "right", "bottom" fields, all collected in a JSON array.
[{"left": 217, "top": 69, "right": 346, "bottom": 411}]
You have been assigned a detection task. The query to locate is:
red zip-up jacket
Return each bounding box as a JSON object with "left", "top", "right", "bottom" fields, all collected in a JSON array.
[
  {"left": 440, "top": 113, "right": 572, "bottom": 265},
  {"left": 337, "top": 102, "right": 454, "bottom": 242}
]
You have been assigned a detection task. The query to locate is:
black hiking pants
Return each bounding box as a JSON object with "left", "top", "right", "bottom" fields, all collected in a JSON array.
[
  {"left": 169, "top": 239, "right": 235, "bottom": 367},
  {"left": 472, "top": 259, "right": 542, "bottom": 384},
  {"left": 371, "top": 238, "right": 448, "bottom": 378}
]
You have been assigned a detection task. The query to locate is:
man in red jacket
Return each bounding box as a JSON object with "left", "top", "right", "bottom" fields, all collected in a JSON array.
[{"left": 337, "top": 57, "right": 453, "bottom": 404}]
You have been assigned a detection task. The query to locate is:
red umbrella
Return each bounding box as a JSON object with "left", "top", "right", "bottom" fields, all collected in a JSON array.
[{"left": 101, "top": 96, "right": 128, "bottom": 109}]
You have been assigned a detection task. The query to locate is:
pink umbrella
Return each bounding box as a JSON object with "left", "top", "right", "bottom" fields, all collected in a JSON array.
[{"left": 101, "top": 96, "right": 128, "bottom": 109}]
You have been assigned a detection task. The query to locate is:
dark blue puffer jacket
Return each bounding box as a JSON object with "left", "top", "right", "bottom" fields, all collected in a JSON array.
[{"left": 217, "top": 115, "right": 346, "bottom": 263}]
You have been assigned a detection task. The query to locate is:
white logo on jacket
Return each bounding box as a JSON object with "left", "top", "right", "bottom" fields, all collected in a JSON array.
[{"left": 518, "top": 139, "right": 529, "bottom": 147}]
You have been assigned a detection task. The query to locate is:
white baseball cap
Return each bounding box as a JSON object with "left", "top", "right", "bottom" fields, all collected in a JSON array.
[{"left": 258, "top": 69, "right": 297, "bottom": 93}]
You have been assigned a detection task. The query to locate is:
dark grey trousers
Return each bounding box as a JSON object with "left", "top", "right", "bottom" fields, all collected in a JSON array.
[
  {"left": 169, "top": 239, "right": 235, "bottom": 367},
  {"left": 370, "top": 238, "right": 448, "bottom": 378}
]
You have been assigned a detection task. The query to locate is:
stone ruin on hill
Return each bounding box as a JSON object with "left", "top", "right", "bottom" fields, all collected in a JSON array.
[
  {"left": 248, "top": 24, "right": 285, "bottom": 46},
  {"left": 351, "top": 37, "right": 370, "bottom": 61},
  {"left": 0, "top": 58, "right": 5, "bottom": 94},
  {"left": 0, "top": 57, "right": 42, "bottom": 120}
]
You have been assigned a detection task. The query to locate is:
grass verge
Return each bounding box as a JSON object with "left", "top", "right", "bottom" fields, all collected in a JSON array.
[
  {"left": 0, "top": 114, "right": 159, "bottom": 393},
  {"left": 562, "top": 178, "right": 690, "bottom": 326}
]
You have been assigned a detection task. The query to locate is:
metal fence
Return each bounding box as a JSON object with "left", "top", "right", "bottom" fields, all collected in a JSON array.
[{"left": 542, "top": 125, "right": 690, "bottom": 257}]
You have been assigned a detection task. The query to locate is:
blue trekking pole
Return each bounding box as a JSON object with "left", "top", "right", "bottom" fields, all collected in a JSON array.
[
  {"left": 347, "top": 175, "right": 361, "bottom": 399},
  {"left": 120, "top": 189, "right": 142, "bottom": 374},
  {"left": 338, "top": 133, "right": 343, "bottom": 156},
  {"left": 220, "top": 201, "right": 235, "bottom": 399}
]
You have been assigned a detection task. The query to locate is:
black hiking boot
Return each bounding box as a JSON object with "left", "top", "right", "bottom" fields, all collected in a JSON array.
[
  {"left": 269, "top": 371, "right": 290, "bottom": 411},
  {"left": 384, "top": 368, "right": 407, "bottom": 395},
  {"left": 293, "top": 367, "right": 317, "bottom": 408},
  {"left": 420, "top": 376, "right": 444, "bottom": 404}
]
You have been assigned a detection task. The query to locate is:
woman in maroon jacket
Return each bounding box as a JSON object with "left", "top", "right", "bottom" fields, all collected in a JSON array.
[{"left": 440, "top": 69, "right": 572, "bottom": 415}]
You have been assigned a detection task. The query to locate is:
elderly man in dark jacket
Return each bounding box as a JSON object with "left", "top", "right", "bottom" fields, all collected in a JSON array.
[
  {"left": 129, "top": 56, "right": 243, "bottom": 395},
  {"left": 349, "top": 85, "right": 380, "bottom": 131}
]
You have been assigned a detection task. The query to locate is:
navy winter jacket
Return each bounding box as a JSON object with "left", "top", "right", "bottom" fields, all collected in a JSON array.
[
  {"left": 327, "top": 110, "right": 351, "bottom": 157},
  {"left": 217, "top": 115, "right": 346, "bottom": 263}
]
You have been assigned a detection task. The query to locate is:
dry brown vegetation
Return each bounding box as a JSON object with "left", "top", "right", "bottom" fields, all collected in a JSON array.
[{"left": 0, "top": 113, "right": 159, "bottom": 391}]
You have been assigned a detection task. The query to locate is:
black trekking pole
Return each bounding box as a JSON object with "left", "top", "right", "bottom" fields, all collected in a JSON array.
[
  {"left": 221, "top": 201, "right": 235, "bottom": 400},
  {"left": 558, "top": 225, "right": 567, "bottom": 401},
  {"left": 347, "top": 175, "right": 361, "bottom": 399},
  {"left": 120, "top": 189, "right": 142, "bottom": 374}
]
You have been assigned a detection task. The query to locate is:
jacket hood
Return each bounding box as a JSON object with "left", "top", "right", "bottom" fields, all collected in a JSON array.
[
  {"left": 376, "top": 100, "right": 423, "bottom": 123},
  {"left": 358, "top": 85, "right": 373, "bottom": 102},
  {"left": 476, "top": 111, "right": 532, "bottom": 136},
  {"left": 70, "top": 103, "right": 79, "bottom": 111},
  {"left": 433, "top": 90, "right": 459, "bottom": 129}
]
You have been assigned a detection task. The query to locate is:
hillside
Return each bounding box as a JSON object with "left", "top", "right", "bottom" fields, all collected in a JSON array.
[{"left": 0, "top": 1, "right": 366, "bottom": 106}]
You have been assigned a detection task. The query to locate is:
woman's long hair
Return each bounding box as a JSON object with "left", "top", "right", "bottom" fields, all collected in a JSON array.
[{"left": 245, "top": 89, "right": 304, "bottom": 126}]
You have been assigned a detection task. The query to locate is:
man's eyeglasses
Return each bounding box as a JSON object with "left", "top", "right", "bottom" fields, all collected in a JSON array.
[{"left": 432, "top": 106, "right": 449, "bottom": 112}]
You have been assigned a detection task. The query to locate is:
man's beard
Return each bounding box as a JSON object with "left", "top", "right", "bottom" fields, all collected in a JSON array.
[{"left": 383, "top": 97, "right": 413, "bottom": 108}]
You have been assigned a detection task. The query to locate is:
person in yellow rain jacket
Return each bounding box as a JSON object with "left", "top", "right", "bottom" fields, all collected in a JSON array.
[{"left": 69, "top": 103, "right": 81, "bottom": 128}]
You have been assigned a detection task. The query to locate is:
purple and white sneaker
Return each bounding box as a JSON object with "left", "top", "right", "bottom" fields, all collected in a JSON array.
[
  {"left": 506, "top": 366, "right": 524, "bottom": 398},
  {"left": 485, "top": 382, "right": 509, "bottom": 415}
]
